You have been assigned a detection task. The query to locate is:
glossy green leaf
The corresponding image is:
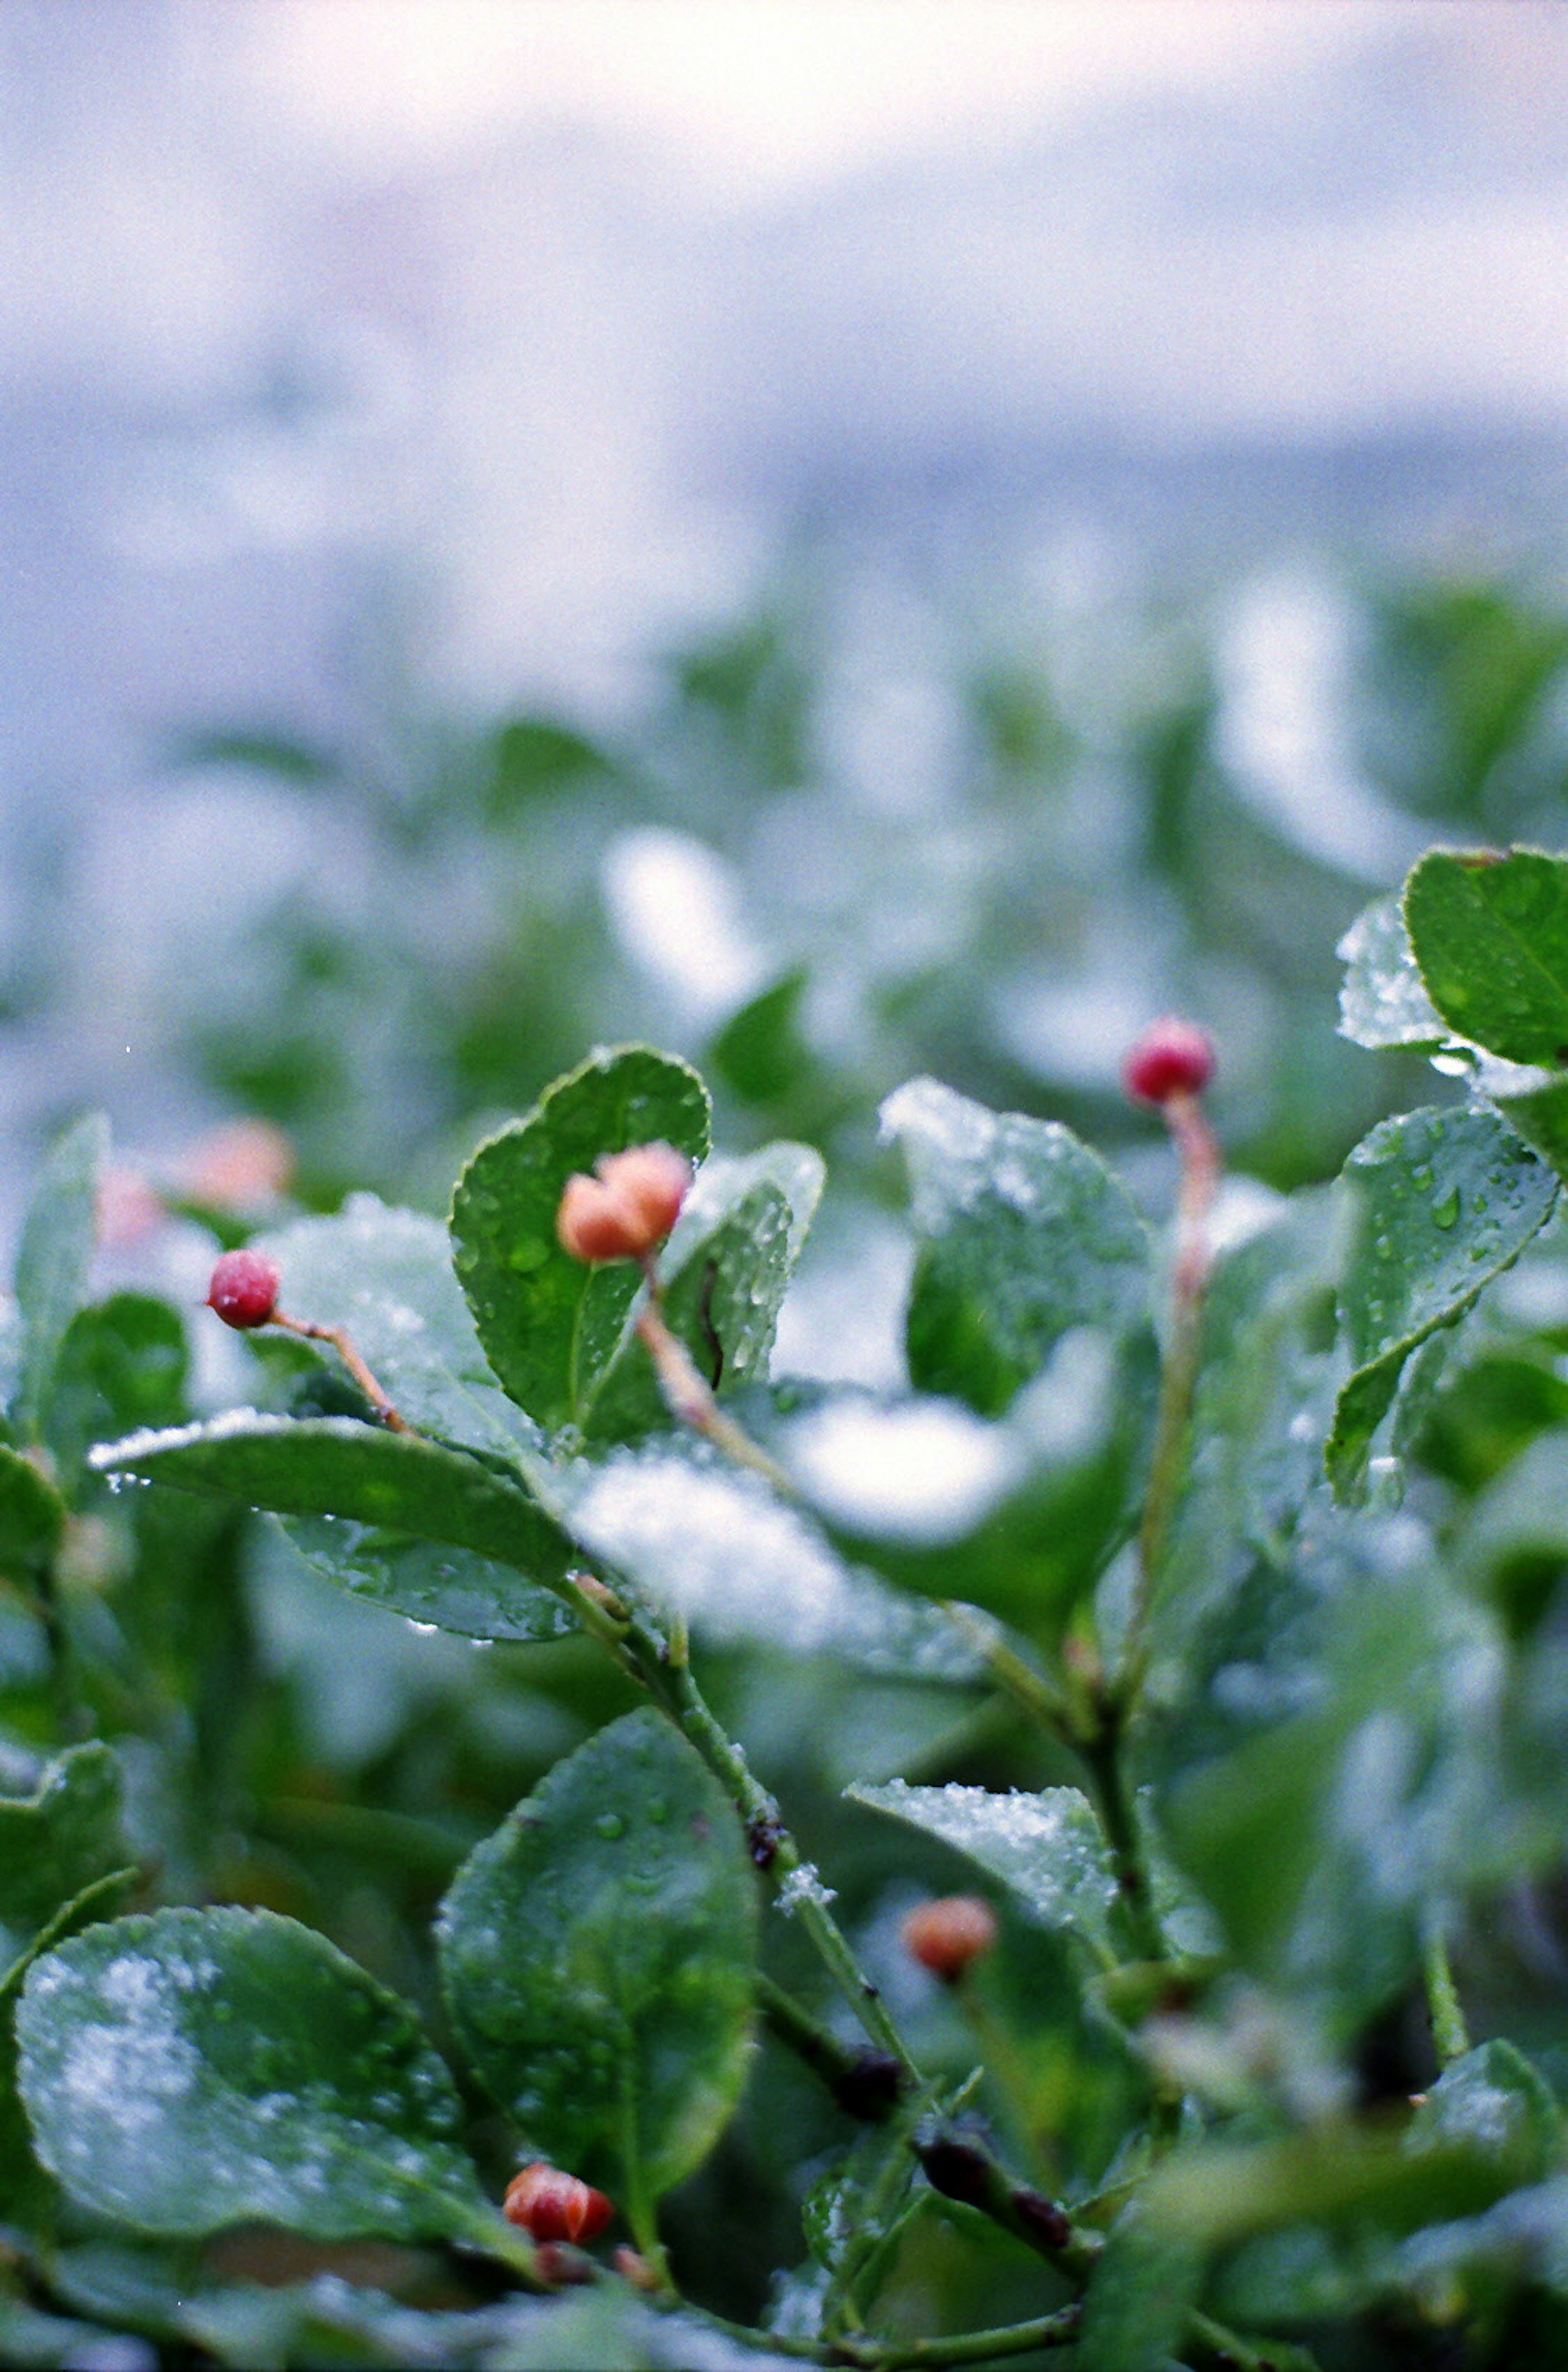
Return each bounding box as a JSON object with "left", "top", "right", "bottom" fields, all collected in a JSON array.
[
  {"left": 0, "top": 1444, "right": 67, "bottom": 1573},
  {"left": 17, "top": 1907, "right": 488, "bottom": 2242},
  {"left": 1328, "top": 1106, "right": 1557, "bottom": 1496},
  {"left": 256, "top": 1197, "right": 534, "bottom": 1462},
  {"left": 1337, "top": 893, "right": 1446, "bottom": 1050},
  {"left": 542, "top": 1438, "right": 982, "bottom": 1676},
  {"left": 279, "top": 1514, "right": 577, "bottom": 1644},
  {"left": 450, "top": 1046, "right": 710, "bottom": 1433},
  {"left": 1145, "top": 2121, "right": 1515, "bottom": 2253},
  {"left": 1404, "top": 846, "right": 1568, "bottom": 1067},
  {"left": 0, "top": 1744, "right": 129, "bottom": 1971},
  {"left": 709, "top": 965, "right": 812, "bottom": 1103},
  {"left": 882, "top": 1077, "right": 1150, "bottom": 1416},
  {"left": 584, "top": 1144, "right": 823, "bottom": 1442},
  {"left": 438, "top": 1708, "right": 756, "bottom": 2203},
  {"left": 848, "top": 1780, "right": 1118, "bottom": 1966},
  {"left": 92, "top": 1414, "right": 574, "bottom": 1587},
  {"left": 11, "top": 1113, "right": 108, "bottom": 1441}
]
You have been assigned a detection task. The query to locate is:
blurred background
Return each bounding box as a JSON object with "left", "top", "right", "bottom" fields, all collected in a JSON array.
[{"left": 9, "top": 0, "right": 1568, "bottom": 1264}]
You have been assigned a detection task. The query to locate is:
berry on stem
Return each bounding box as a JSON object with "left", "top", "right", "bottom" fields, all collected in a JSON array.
[
  {"left": 205, "top": 1248, "right": 280, "bottom": 1331},
  {"left": 1122, "top": 1016, "right": 1214, "bottom": 1107},
  {"left": 556, "top": 1141, "right": 691, "bottom": 1265},
  {"left": 900, "top": 1895, "right": 998, "bottom": 1983},
  {"left": 503, "top": 2160, "right": 614, "bottom": 2244}
]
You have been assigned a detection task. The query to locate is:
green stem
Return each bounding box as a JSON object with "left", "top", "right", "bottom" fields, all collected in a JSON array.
[
  {"left": 625, "top": 1612, "right": 920, "bottom": 2081},
  {"left": 1120, "top": 1088, "right": 1220, "bottom": 1700},
  {"left": 755, "top": 1970, "right": 904, "bottom": 2120},
  {"left": 1422, "top": 1920, "right": 1470, "bottom": 2069},
  {"left": 1185, "top": 2312, "right": 1323, "bottom": 2372},
  {"left": 942, "top": 1602, "right": 1081, "bottom": 1740},
  {"left": 691, "top": 2302, "right": 1084, "bottom": 2366}
]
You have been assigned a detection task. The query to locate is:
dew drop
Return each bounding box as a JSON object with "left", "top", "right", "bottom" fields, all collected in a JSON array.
[
  {"left": 594, "top": 1812, "right": 626, "bottom": 1840},
  {"left": 1432, "top": 1190, "right": 1459, "bottom": 1230}
]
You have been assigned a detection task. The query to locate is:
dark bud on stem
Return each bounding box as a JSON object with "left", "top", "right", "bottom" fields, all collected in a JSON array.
[
  {"left": 1122, "top": 1016, "right": 1215, "bottom": 1107},
  {"left": 205, "top": 1248, "right": 280, "bottom": 1330},
  {"left": 832, "top": 2049, "right": 905, "bottom": 2122},
  {"left": 917, "top": 2133, "right": 993, "bottom": 2210}
]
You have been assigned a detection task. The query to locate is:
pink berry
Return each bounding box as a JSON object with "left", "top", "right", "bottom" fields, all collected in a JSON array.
[
  {"left": 206, "top": 1248, "right": 280, "bottom": 1329},
  {"left": 1122, "top": 1017, "right": 1215, "bottom": 1106},
  {"left": 556, "top": 1143, "right": 691, "bottom": 1265}
]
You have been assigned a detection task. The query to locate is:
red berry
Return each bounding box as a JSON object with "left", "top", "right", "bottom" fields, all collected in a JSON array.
[
  {"left": 503, "top": 2161, "right": 613, "bottom": 2244},
  {"left": 205, "top": 1248, "right": 280, "bottom": 1330},
  {"left": 900, "top": 1895, "right": 998, "bottom": 1982},
  {"left": 555, "top": 1142, "right": 691, "bottom": 1265},
  {"left": 1122, "top": 1017, "right": 1215, "bottom": 1106}
]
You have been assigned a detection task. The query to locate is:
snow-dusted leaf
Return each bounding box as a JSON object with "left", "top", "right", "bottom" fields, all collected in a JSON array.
[
  {"left": 847, "top": 1779, "right": 1119, "bottom": 1964},
  {"left": 17, "top": 1908, "right": 488, "bottom": 2244},
  {"left": 93, "top": 1415, "right": 574, "bottom": 1589},
  {"left": 1337, "top": 894, "right": 1446, "bottom": 1051},
  {"left": 542, "top": 1440, "right": 981, "bottom": 1677},
  {"left": 882, "top": 1077, "right": 1150, "bottom": 1417},
  {"left": 255, "top": 1197, "right": 534, "bottom": 1462}
]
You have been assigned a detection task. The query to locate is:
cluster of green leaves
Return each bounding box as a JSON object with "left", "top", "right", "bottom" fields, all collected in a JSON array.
[
  {"left": 124, "top": 562, "right": 1568, "bottom": 1213},
  {"left": 11, "top": 843, "right": 1568, "bottom": 2368}
]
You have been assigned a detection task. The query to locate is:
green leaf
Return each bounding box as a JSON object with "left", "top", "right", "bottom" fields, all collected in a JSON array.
[
  {"left": 709, "top": 965, "right": 812, "bottom": 1104},
  {"left": 847, "top": 1780, "right": 1119, "bottom": 1966},
  {"left": 1404, "top": 846, "right": 1568, "bottom": 1067},
  {"left": 438, "top": 1708, "right": 756, "bottom": 2205},
  {"left": 18, "top": 1907, "right": 488, "bottom": 2243},
  {"left": 450, "top": 1047, "right": 710, "bottom": 1433},
  {"left": 164, "top": 728, "right": 337, "bottom": 784},
  {"left": 1076, "top": 2202, "right": 1202, "bottom": 2372},
  {"left": 92, "top": 1414, "right": 575, "bottom": 1589},
  {"left": 1487, "top": 1068, "right": 1568, "bottom": 1189},
  {"left": 1144, "top": 2120, "right": 1516, "bottom": 2253},
  {"left": 0, "top": 1445, "right": 67, "bottom": 1573},
  {"left": 1409, "top": 2040, "right": 1561, "bottom": 2183},
  {"left": 1328, "top": 1106, "right": 1557, "bottom": 1496},
  {"left": 1159, "top": 1520, "right": 1511, "bottom": 2032},
  {"left": 882, "top": 1078, "right": 1150, "bottom": 1416},
  {"left": 1337, "top": 893, "right": 1446, "bottom": 1050},
  {"left": 584, "top": 1144, "right": 824, "bottom": 1442},
  {"left": 11, "top": 1113, "right": 108, "bottom": 1441},
  {"left": 1459, "top": 1427, "right": 1568, "bottom": 1630},
  {"left": 279, "top": 1514, "right": 577, "bottom": 1645},
  {"left": 47, "top": 1292, "right": 189, "bottom": 1482},
  {"left": 0, "top": 1743, "right": 129, "bottom": 1971},
  {"left": 541, "top": 1438, "right": 982, "bottom": 1675},
  {"left": 483, "top": 715, "right": 610, "bottom": 817},
  {"left": 256, "top": 1198, "right": 534, "bottom": 1462},
  {"left": 0, "top": 1870, "right": 140, "bottom": 2234}
]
